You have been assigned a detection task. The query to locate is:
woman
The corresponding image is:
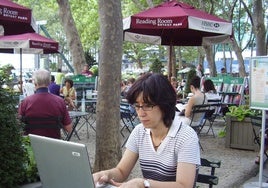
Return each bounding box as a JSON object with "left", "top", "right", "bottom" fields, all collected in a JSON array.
[
  {"left": 203, "top": 79, "right": 221, "bottom": 101},
  {"left": 93, "top": 73, "right": 200, "bottom": 188},
  {"left": 183, "top": 76, "right": 207, "bottom": 125},
  {"left": 60, "top": 79, "right": 76, "bottom": 110}
]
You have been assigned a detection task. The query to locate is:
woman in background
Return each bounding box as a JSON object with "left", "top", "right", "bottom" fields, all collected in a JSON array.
[{"left": 60, "top": 79, "right": 76, "bottom": 110}]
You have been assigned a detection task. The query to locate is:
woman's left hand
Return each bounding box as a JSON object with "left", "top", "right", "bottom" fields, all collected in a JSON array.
[{"left": 111, "top": 178, "right": 144, "bottom": 188}]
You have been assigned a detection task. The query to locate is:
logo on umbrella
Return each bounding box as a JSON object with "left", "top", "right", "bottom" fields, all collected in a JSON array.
[{"left": 214, "top": 23, "right": 220, "bottom": 28}]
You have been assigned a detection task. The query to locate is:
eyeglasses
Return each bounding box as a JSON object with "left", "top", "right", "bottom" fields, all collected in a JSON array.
[{"left": 134, "top": 104, "right": 155, "bottom": 111}]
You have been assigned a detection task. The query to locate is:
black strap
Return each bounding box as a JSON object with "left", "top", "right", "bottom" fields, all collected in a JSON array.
[
  {"left": 202, "top": 93, "right": 206, "bottom": 104},
  {"left": 22, "top": 116, "right": 63, "bottom": 130}
]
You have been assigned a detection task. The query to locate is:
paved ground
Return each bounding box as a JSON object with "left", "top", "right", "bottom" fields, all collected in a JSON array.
[{"left": 22, "top": 116, "right": 265, "bottom": 188}]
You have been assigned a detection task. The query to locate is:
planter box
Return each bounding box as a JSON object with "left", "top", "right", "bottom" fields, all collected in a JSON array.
[{"left": 225, "top": 115, "right": 260, "bottom": 151}]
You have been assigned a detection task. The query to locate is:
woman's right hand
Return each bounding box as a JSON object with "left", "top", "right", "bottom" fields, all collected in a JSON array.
[{"left": 93, "top": 171, "right": 110, "bottom": 185}]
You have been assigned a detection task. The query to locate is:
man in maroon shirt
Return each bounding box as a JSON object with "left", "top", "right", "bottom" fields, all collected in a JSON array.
[{"left": 18, "top": 69, "right": 72, "bottom": 139}]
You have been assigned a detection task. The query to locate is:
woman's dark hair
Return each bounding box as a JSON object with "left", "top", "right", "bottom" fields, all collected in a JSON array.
[
  {"left": 126, "top": 73, "right": 177, "bottom": 128},
  {"left": 64, "top": 79, "right": 73, "bottom": 87},
  {"left": 203, "top": 79, "right": 216, "bottom": 93},
  {"left": 190, "top": 76, "right": 201, "bottom": 89}
]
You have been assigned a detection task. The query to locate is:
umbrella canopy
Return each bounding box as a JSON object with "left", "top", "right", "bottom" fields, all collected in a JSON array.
[
  {"left": 0, "top": 0, "right": 36, "bottom": 35},
  {"left": 0, "top": 32, "right": 59, "bottom": 93},
  {"left": 123, "top": 0, "right": 232, "bottom": 46},
  {"left": 0, "top": 33, "right": 59, "bottom": 54}
]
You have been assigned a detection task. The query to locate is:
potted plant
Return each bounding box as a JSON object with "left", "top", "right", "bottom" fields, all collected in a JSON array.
[{"left": 225, "top": 105, "right": 261, "bottom": 151}]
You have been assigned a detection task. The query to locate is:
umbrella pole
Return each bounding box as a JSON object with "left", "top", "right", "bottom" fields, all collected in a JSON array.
[
  {"left": 168, "top": 45, "right": 173, "bottom": 80},
  {"left": 20, "top": 48, "right": 22, "bottom": 94},
  {"left": 258, "top": 110, "right": 266, "bottom": 186}
]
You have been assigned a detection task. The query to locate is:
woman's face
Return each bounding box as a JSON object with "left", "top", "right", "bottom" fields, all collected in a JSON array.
[
  {"left": 65, "top": 81, "right": 71, "bottom": 88},
  {"left": 134, "top": 93, "right": 163, "bottom": 129}
]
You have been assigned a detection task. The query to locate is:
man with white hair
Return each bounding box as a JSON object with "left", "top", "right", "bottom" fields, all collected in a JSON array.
[{"left": 18, "top": 69, "right": 72, "bottom": 139}]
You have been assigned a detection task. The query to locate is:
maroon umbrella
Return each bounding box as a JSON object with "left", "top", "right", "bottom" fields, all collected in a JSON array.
[
  {"left": 0, "top": 33, "right": 59, "bottom": 92},
  {"left": 0, "top": 33, "right": 59, "bottom": 53},
  {"left": 123, "top": 0, "right": 232, "bottom": 46},
  {"left": 0, "top": 0, "right": 36, "bottom": 35}
]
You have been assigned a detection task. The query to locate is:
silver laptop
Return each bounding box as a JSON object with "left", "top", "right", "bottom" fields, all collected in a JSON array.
[{"left": 29, "top": 134, "right": 115, "bottom": 188}]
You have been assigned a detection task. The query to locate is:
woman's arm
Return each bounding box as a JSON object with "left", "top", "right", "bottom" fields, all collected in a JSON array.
[
  {"left": 185, "top": 97, "right": 195, "bottom": 118},
  {"left": 93, "top": 149, "right": 138, "bottom": 184},
  {"left": 70, "top": 88, "right": 76, "bottom": 100},
  {"left": 142, "top": 163, "right": 196, "bottom": 188}
]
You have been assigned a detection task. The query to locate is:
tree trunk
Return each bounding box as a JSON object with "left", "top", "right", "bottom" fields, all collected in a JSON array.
[
  {"left": 203, "top": 45, "right": 216, "bottom": 77},
  {"left": 232, "top": 39, "right": 246, "bottom": 77},
  {"left": 56, "top": 0, "right": 86, "bottom": 74},
  {"left": 252, "top": 0, "right": 266, "bottom": 56},
  {"left": 93, "top": 0, "right": 123, "bottom": 172}
]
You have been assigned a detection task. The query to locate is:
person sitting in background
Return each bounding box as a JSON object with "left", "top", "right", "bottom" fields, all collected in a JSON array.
[
  {"left": 93, "top": 73, "right": 200, "bottom": 187},
  {"left": 170, "top": 76, "right": 178, "bottom": 92},
  {"left": 18, "top": 69, "right": 72, "bottom": 139},
  {"left": 203, "top": 79, "right": 221, "bottom": 101},
  {"left": 120, "top": 80, "right": 128, "bottom": 98},
  {"left": 48, "top": 75, "right": 60, "bottom": 96},
  {"left": 183, "top": 76, "right": 207, "bottom": 125},
  {"left": 60, "top": 79, "right": 76, "bottom": 110},
  {"left": 81, "top": 64, "right": 93, "bottom": 77},
  {"left": 121, "top": 77, "right": 135, "bottom": 98}
]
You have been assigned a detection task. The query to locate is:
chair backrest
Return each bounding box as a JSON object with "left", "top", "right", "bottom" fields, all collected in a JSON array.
[
  {"left": 22, "top": 116, "right": 63, "bottom": 130},
  {"left": 250, "top": 115, "right": 262, "bottom": 128},
  {"left": 197, "top": 158, "right": 221, "bottom": 188},
  {"left": 208, "top": 99, "right": 222, "bottom": 114},
  {"left": 190, "top": 104, "right": 211, "bottom": 128}
]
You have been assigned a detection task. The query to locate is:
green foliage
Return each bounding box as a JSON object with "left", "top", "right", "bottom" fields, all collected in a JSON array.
[
  {"left": 85, "top": 51, "right": 97, "bottom": 67},
  {"left": 218, "top": 127, "right": 226, "bottom": 138},
  {"left": 149, "top": 58, "right": 163, "bottom": 73},
  {"left": 185, "top": 68, "right": 196, "bottom": 94},
  {"left": 226, "top": 105, "right": 258, "bottom": 121},
  {"left": 0, "top": 65, "right": 39, "bottom": 187},
  {"left": 0, "top": 66, "right": 25, "bottom": 187},
  {"left": 21, "top": 136, "right": 39, "bottom": 183},
  {"left": 90, "top": 65, "right": 99, "bottom": 76}
]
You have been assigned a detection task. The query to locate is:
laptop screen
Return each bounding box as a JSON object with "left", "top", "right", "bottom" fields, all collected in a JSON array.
[{"left": 29, "top": 134, "right": 95, "bottom": 188}]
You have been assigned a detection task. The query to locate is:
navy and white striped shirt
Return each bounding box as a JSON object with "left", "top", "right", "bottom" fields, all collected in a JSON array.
[{"left": 126, "top": 116, "right": 200, "bottom": 181}]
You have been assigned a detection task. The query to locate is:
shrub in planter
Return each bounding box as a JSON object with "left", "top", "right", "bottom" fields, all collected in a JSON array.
[
  {"left": 0, "top": 65, "right": 38, "bottom": 187},
  {"left": 217, "top": 105, "right": 260, "bottom": 138},
  {"left": 224, "top": 105, "right": 261, "bottom": 150},
  {"left": 226, "top": 105, "right": 259, "bottom": 121}
]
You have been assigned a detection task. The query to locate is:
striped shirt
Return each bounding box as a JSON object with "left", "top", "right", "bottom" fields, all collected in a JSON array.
[{"left": 126, "top": 116, "right": 200, "bottom": 181}]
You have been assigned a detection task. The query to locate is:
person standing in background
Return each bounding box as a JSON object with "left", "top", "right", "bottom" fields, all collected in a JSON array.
[
  {"left": 23, "top": 78, "right": 35, "bottom": 97},
  {"left": 55, "top": 68, "right": 65, "bottom": 85},
  {"left": 196, "top": 63, "right": 204, "bottom": 78},
  {"left": 221, "top": 67, "right": 226, "bottom": 74},
  {"left": 48, "top": 75, "right": 60, "bottom": 96}
]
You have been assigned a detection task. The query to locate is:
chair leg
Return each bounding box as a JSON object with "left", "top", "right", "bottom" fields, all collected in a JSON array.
[
  {"left": 206, "top": 120, "right": 216, "bottom": 137},
  {"left": 199, "top": 141, "right": 204, "bottom": 151}
]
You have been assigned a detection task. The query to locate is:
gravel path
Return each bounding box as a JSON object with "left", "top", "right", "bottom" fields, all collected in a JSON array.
[{"left": 72, "top": 117, "right": 259, "bottom": 188}]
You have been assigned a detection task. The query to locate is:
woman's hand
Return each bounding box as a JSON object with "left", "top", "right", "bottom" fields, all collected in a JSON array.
[
  {"left": 93, "top": 171, "right": 112, "bottom": 185},
  {"left": 111, "top": 178, "right": 144, "bottom": 188}
]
